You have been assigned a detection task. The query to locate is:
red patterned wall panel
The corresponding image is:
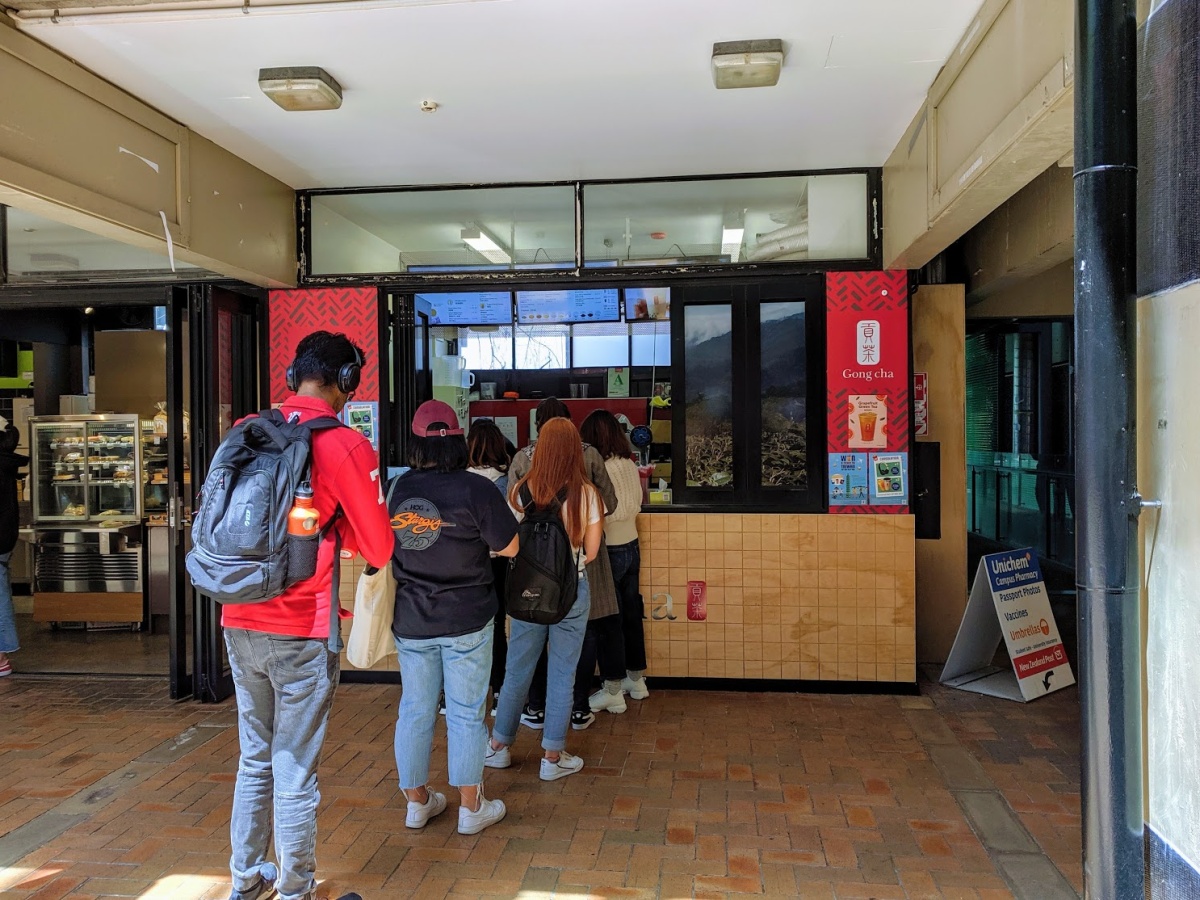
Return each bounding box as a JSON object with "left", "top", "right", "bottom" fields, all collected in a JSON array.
[
  {"left": 826, "top": 271, "right": 911, "bottom": 515},
  {"left": 268, "top": 288, "right": 380, "bottom": 403}
]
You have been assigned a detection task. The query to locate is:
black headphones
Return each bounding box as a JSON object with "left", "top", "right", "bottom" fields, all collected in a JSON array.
[{"left": 286, "top": 345, "right": 363, "bottom": 395}]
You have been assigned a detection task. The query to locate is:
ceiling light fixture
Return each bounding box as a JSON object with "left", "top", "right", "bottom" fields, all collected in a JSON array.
[
  {"left": 258, "top": 66, "right": 343, "bottom": 111},
  {"left": 461, "top": 226, "right": 512, "bottom": 265},
  {"left": 711, "top": 39, "right": 785, "bottom": 89}
]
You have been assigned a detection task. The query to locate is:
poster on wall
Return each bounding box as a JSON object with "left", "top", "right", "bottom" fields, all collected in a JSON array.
[
  {"left": 869, "top": 452, "right": 908, "bottom": 505},
  {"left": 848, "top": 394, "right": 888, "bottom": 448},
  {"left": 828, "top": 453, "right": 869, "bottom": 505},
  {"left": 342, "top": 401, "right": 379, "bottom": 451},
  {"left": 825, "top": 271, "right": 911, "bottom": 512},
  {"left": 914, "top": 373, "right": 929, "bottom": 436},
  {"left": 941, "top": 548, "right": 1075, "bottom": 702}
]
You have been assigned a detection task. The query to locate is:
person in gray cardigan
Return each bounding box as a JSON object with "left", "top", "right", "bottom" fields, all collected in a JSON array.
[{"left": 509, "top": 398, "right": 618, "bottom": 730}]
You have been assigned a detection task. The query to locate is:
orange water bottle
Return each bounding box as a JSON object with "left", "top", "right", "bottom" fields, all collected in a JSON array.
[{"left": 287, "top": 482, "right": 320, "bottom": 582}]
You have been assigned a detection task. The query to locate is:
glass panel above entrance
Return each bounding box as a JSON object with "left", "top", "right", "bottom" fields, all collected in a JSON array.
[
  {"left": 3, "top": 206, "right": 203, "bottom": 282},
  {"left": 309, "top": 185, "right": 576, "bottom": 276},
  {"left": 582, "top": 173, "right": 870, "bottom": 268}
]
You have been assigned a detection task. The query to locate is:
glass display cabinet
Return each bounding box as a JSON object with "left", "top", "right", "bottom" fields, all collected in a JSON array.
[{"left": 28, "top": 415, "right": 145, "bottom": 628}]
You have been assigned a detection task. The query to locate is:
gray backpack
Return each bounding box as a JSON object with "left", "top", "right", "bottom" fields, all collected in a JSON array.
[{"left": 186, "top": 409, "right": 342, "bottom": 604}]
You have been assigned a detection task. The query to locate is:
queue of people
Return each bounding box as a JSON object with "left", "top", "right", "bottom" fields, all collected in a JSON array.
[{"left": 209, "top": 331, "right": 648, "bottom": 900}]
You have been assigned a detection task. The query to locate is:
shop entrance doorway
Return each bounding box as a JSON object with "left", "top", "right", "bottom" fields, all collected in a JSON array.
[{"left": 0, "top": 282, "right": 265, "bottom": 702}]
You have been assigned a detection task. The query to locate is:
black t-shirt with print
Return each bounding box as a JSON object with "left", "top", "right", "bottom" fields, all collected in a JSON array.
[{"left": 389, "top": 469, "right": 519, "bottom": 639}]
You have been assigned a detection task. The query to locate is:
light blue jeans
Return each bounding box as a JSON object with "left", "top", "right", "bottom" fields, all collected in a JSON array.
[
  {"left": 0, "top": 551, "right": 18, "bottom": 654},
  {"left": 494, "top": 572, "right": 591, "bottom": 752},
  {"left": 225, "top": 628, "right": 338, "bottom": 900},
  {"left": 394, "top": 622, "right": 493, "bottom": 788}
]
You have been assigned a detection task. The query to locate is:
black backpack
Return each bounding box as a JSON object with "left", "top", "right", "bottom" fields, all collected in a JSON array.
[
  {"left": 186, "top": 409, "right": 342, "bottom": 604},
  {"left": 505, "top": 486, "right": 580, "bottom": 625}
]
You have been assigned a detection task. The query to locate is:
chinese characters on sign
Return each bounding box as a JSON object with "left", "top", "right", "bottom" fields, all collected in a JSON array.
[{"left": 914, "top": 372, "right": 929, "bottom": 436}]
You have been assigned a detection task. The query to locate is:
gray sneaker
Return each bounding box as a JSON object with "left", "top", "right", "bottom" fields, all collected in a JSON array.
[{"left": 229, "top": 863, "right": 277, "bottom": 900}]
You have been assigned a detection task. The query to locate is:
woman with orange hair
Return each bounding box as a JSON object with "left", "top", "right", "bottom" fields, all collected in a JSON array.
[{"left": 485, "top": 418, "right": 603, "bottom": 781}]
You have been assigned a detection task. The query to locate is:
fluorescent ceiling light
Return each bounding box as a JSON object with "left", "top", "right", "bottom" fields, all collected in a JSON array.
[
  {"left": 711, "top": 39, "right": 785, "bottom": 89},
  {"left": 461, "top": 227, "right": 512, "bottom": 265},
  {"left": 258, "top": 66, "right": 342, "bottom": 111},
  {"left": 721, "top": 227, "right": 744, "bottom": 263}
]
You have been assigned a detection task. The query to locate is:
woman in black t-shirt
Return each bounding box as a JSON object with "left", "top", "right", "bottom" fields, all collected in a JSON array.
[{"left": 388, "top": 401, "right": 519, "bottom": 837}]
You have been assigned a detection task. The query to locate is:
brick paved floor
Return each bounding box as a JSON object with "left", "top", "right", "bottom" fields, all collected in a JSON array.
[{"left": 0, "top": 675, "right": 1081, "bottom": 899}]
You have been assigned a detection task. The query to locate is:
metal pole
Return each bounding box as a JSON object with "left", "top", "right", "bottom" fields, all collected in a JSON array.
[{"left": 1074, "top": 0, "right": 1143, "bottom": 897}]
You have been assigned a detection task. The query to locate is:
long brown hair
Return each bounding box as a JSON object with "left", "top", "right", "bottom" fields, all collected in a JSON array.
[
  {"left": 509, "top": 418, "right": 591, "bottom": 546},
  {"left": 580, "top": 409, "right": 632, "bottom": 461},
  {"left": 467, "top": 419, "right": 510, "bottom": 472}
]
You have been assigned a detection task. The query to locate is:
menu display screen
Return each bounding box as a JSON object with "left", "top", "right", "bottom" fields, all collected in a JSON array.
[
  {"left": 416, "top": 291, "right": 513, "bottom": 325},
  {"left": 515, "top": 289, "right": 620, "bottom": 324}
]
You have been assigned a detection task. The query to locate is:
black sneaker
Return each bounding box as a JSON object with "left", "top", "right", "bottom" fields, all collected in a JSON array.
[
  {"left": 520, "top": 705, "right": 545, "bottom": 730},
  {"left": 229, "top": 864, "right": 277, "bottom": 900},
  {"left": 570, "top": 709, "right": 595, "bottom": 731}
]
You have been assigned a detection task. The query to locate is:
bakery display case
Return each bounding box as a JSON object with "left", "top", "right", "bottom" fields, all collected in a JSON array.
[
  {"left": 29, "top": 415, "right": 145, "bottom": 627},
  {"left": 31, "top": 415, "right": 144, "bottom": 524}
]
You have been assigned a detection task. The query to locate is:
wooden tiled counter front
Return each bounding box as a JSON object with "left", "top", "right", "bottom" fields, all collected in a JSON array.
[{"left": 637, "top": 513, "right": 916, "bottom": 683}]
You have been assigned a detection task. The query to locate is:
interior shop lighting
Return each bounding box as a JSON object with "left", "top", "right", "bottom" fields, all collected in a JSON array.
[
  {"left": 461, "top": 227, "right": 512, "bottom": 265},
  {"left": 258, "top": 66, "right": 343, "bottom": 111},
  {"left": 721, "top": 227, "right": 745, "bottom": 262},
  {"left": 711, "top": 39, "right": 785, "bottom": 89}
]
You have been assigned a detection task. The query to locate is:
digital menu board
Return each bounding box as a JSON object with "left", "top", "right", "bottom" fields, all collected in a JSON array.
[
  {"left": 515, "top": 289, "right": 620, "bottom": 324},
  {"left": 416, "top": 291, "right": 513, "bottom": 325}
]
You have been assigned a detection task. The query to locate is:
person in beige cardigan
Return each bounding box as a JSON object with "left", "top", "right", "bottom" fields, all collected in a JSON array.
[{"left": 508, "top": 397, "right": 618, "bottom": 730}]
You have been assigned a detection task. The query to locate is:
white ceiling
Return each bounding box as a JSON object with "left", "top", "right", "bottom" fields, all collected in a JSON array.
[{"left": 18, "top": 0, "right": 986, "bottom": 190}]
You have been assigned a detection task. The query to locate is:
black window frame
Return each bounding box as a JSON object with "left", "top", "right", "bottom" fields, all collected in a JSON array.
[{"left": 671, "top": 274, "right": 826, "bottom": 512}]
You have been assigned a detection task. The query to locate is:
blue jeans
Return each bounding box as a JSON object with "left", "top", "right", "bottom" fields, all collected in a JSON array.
[
  {"left": 0, "top": 551, "right": 18, "bottom": 654},
  {"left": 494, "top": 572, "right": 591, "bottom": 752},
  {"left": 225, "top": 628, "right": 338, "bottom": 900},
  {"left": 608, "top": 540, "right": 646, "bottom": 671},
  {"left": 394, "top": 622, "right": 493, "bottom": 788}
]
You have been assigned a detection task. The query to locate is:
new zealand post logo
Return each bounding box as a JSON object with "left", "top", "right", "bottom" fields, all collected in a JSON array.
[{"left": 391, "top": 498, "right": 447, "bottom": 551}]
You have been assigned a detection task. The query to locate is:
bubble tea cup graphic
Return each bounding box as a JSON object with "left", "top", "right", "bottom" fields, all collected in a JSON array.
[{"left": 859, "top": 411, "right": 878, "bottom": 442}]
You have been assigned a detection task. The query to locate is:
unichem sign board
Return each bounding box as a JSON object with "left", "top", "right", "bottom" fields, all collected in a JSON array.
[{"left": 940, "top": 549, "right": 1075, "bottom": 702}]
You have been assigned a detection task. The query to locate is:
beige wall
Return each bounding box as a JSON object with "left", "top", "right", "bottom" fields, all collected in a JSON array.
[
  {"left": 93, "top": 331, "right": 166, "bottom": 421},
  {"left": 1138, "top": 280, "right": 1200, "bottom": 866},
  {"left": 968, "top": 259, "right": 1075, "bottom": 319},
  {"left": 0, "top": 24, "right": 295, "bottom": 287},
  {"left": 637, "top": 513, "right": 916, "bottom": 682},
  {"left": 912, "top": 285, "right": 968, "bottom": 663}
]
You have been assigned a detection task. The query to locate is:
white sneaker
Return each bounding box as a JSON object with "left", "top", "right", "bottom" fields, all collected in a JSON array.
[
  {"left": 539, "top": 751, "right": 584, "bottom": 782},
  {"left": 622, "top": 676, "right": 649, "bottom": 700},
  {"left": 588, "top": 689, "right": 627, "bottom": 714},
  {"left": 484, "top": 738, "right": 511, "bottom": 769},
  {"left": 458, "top": 795, "right": 506, "bottom": 835},
  {"left": 405, "top": 788, "right": 447, "bottom": 829}
]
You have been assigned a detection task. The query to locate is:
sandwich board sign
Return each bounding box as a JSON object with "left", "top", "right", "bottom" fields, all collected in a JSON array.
[{"left": 940, "top": 548, "right": 1075, "bottom": 702}]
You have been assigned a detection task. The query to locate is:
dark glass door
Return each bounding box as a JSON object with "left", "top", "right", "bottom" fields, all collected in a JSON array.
[
  {"left": 164, "top": 285, "right": 193, "bottom": 699},
  {"left": 390, "top": 293, "right": 432, "bottom": 468},
  {"left": 190, "top": 284, "right": 267, "bottom": 702}
]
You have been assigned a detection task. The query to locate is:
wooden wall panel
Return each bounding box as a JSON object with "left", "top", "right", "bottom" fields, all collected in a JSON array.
[{"left": 912, "top": 285, "right": 968, "bottom": 663}]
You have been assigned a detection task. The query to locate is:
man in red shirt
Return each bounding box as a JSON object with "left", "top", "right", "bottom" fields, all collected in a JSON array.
[{"left": 223, "top": 332, "right": 392, "bottom": 900}]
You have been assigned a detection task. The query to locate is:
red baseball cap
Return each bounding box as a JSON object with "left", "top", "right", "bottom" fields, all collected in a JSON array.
[{"left": 411, "top": 399, "right": 464, "bottom": 437}]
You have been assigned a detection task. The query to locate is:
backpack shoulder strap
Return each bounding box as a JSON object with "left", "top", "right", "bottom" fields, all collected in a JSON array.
[{"left": 302, "top": 415, "right": 344, "bottom": 432}]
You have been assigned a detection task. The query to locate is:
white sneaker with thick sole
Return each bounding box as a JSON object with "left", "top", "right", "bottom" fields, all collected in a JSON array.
[
  {"left": 484, "top": 739, "right": 511, "bottom": 769},
  {"left": 539, "top": 751, "right": 584, "bottom": 782},
  {"left": 458, "top": 796, "right": 507, "bottom": 835},
  {"left": 405, "top": 788, "right": 447, "bottom": 829},
  {"left": 622, "top": 676, "right": 649, "bottom": 700},
  {"left": 588, "top": 689, "right": 627, "bottom": 714}
]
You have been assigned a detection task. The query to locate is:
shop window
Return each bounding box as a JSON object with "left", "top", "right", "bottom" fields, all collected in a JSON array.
[
  {"left": 672, "top": 277, "right": 824, "bottom": 510},
  {"left": 514, "top": 324, "right": 569, "bottom": 369},
  {"left": 631, "top": 320, "right": 671, "bottom": 366},
  {"left": 308, "top": 186, "right": 575, "bottom": 276},
  {"left": 462, "top": 326, "right": 514, "bottom": 371},
  {"left": 683, "top": 304, "right": 734, "bottom": 489},
  {"left": 582, "top": 173, "right": 870, "bottom": 268},
  {"left": 572, "top": 323, "right": 630, "bottom": 368},
  {"left": 760, "top": 302, "right": 808, "bottom": 488}
]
